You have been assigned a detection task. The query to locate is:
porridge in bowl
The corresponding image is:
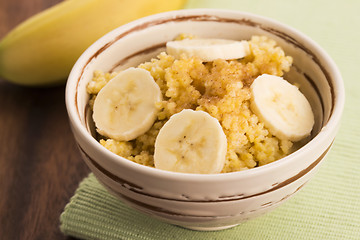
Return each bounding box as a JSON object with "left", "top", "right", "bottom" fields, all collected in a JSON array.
[
  {"left": 66, "top": 9, "right": 344, "bottom": 230},
  {"left": 86, "top": 35, "right": 314, "bottom": 174}
]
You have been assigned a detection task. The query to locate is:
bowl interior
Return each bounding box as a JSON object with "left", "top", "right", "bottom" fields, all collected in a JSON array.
[{"left": 72, "top": 10, "right": 337, "bottom": 172}]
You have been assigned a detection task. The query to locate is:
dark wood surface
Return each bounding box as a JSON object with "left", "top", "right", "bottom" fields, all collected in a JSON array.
[{"left": 0, "top": 1, "right": 91, "bottom": 239}]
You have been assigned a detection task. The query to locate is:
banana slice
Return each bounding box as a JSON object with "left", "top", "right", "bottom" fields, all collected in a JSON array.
[
  {"left": 154, "top": 109, "right": 227, "bottom": 174},
  {"left": 166, "top": 38, "right": 250, "bottom": 62},
  {"left": 250, "top": 74, "right": 314, "bottom": 142},
  {"left": 92, "top": 67, "right": 161, "bottom": 141}
]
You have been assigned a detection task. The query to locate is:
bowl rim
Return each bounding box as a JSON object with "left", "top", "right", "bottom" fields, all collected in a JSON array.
[{"left": 65, "top": 8, "right": 345, "bottom": 182}]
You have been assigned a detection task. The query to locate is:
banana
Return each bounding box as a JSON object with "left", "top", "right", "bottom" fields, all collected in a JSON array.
[
  {"left": 166, "top": 38, "right": 250, "bottom": 62},
  {"left": 250, "top": 74, "right": 314, "bottom": 142},
  {"left": 93, "top": 68, "right": 162, "bottom": 141},
  {"left": 154, "top": 109, "right": 227, "bottom": 174},
  {"left": 0, "top": 0, "right": 186, "bottom": 86}
]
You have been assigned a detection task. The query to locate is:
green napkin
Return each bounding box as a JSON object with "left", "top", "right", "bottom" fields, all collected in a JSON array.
[{"left": 60, "top": 0, "right": 360, "bottom": 239}]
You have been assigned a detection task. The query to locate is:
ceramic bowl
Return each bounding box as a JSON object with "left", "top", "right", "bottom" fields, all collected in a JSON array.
[{"left": 65, "top": 9, "right": 345, "bottom": 231}]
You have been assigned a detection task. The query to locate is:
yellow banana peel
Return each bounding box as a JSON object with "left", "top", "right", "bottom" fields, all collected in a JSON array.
[{"left": 0, "top": 0, "right": 187, "bottom": 86}]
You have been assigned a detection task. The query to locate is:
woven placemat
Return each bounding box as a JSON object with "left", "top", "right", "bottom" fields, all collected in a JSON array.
[{"left": 60, "top": 0, "right": 360, "bottom": 239}]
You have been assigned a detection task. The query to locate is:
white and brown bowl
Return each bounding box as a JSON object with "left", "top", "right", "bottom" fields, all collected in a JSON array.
[{"left": 65, "top": 9, "right": 345, "bottom": 230}]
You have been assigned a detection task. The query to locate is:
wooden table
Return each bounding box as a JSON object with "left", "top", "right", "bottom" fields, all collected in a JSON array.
[{"left": 0, "top": 1, "right": 90, "bottom": 239}]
